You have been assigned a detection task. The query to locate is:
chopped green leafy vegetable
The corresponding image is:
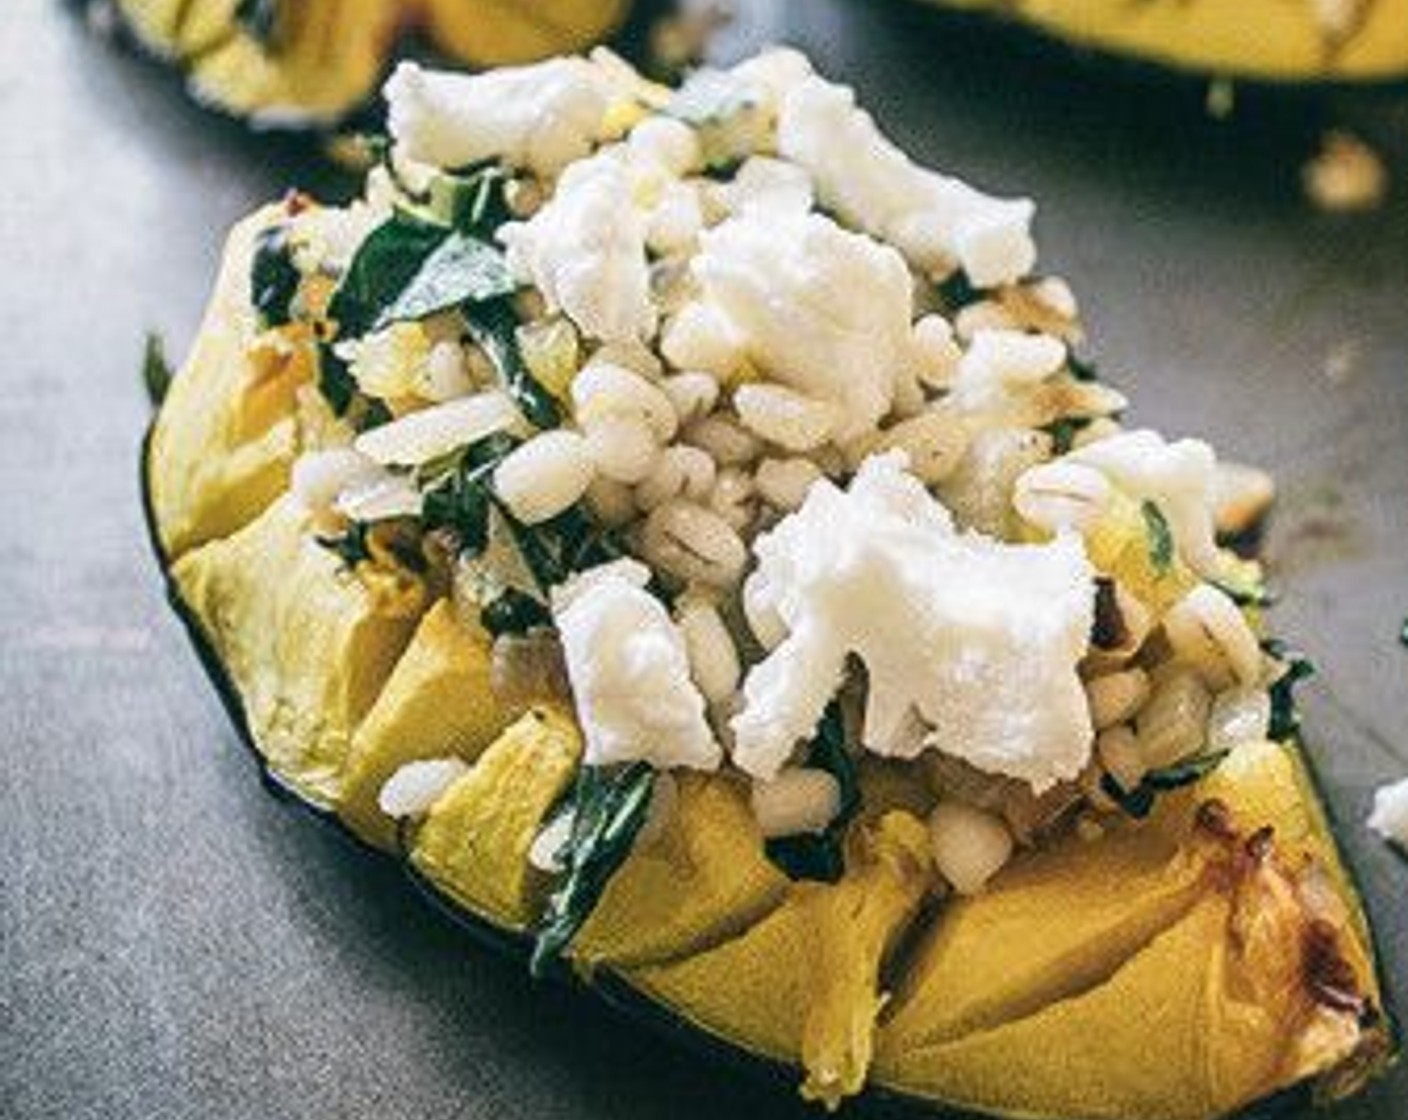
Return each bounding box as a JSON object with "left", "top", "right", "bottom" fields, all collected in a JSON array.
[
  {"left": 316, "top": 521, "right": 372, "bottom": 569},
  {"left": 936, "top": 270, "right": 981, "bottom": 311},
  {"left": 764, "top": 704, "right": 861, "bottom": 883},
  {"left": 316, "top": 344, "right": 357, "bottom": 417},
  {"left": 327, "top": 212, "right": 461, "bottom": 340},
  {"left": 1211, "top": 576, "right": 1278, "bottom": 609},
  {"left": 531, "top": 762, "right": 657, "bottom": 977},
  {"left": 1264, "top": 640, "right": 1315, "bottom": 742},
  {"left": 1067, "top": 354, "right": 1100, "bottom": 383},
  {"left": 432, "top": 162, "right": 512, "bottom": 236},
  {"left": 1043, "top": 416, "right": 1091, "bottom": 455},
  {"left": 464, "top": 298, "right": 562, "bottom": 430},
  {"left": 1141, "top": 499, "right": 1175, "bottom": 575},
  {"left": 481, "top": 587, "right": 552, "bottom": 636},
  {"left": 141, "top": 331, "right": 172, "bottom": 406},
  {"left": 503, "top": 504, "right": 625, "bottom": 595},
  {"left": 250, "top": 224, "right": 300, "bottom": 329},
  {"left": 372, "top": 230, "right": 515, "bottom": 332},
  {"left": 233, "top": 0, "right": 281, "bottom": 48},
  {"left": 1102, "top": 749, "right": 1231, "bottom": 820},
  {"left": 419, "top": 432, "right": 520, "bottom": 554}
]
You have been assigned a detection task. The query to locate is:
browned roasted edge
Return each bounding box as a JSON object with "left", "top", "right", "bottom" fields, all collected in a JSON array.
[{"left": 140, "top": 420, "right": 1386, "bottom": 1120}]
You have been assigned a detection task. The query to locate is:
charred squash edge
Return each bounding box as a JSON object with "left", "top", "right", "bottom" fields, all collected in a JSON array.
[{"left": 138, "top": 421, "right": 1398, "bottom": 1118}]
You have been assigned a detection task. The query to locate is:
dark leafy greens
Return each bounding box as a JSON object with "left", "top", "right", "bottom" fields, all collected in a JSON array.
[
  {"left": 1043, "top": 416, "right": 1091, "bottom": 455},
  {"left": 531, "top": 762, "right": 657, "bottom": 977},
  {"left": 141, "top": 332, "right": 172, "bottom": 406},
  {"left": 371, "top": 231, "right": 515, "bottom": 333},
  {"left": 250, "top": 224, "right": 300, "bottom": 329},
  {"left": 1102, "top": 749, "right": 1232, "bottom": 820},
  {"left": 1211, "top": 575, "right": 1278, "bottom": 609},
  {"left": 764, "top": 704, "right": 861, "bottom": 883},
  {"left": 233, "top": 0, "right": 281, "bottom": 49},
  {"left": 1264, "top": 640, "right": 1315, "bottom": 742},
  {"left": 1141, "top": 499, "right": 1175, "bottom": 575},
  {"left": 463, "top": 298, "right": 562, "bottom": 430},
  {"left": 328, "top": 212, "right": 492, "bottom": 340},
  {"left": 316, "top": 521, "right": 373, "bottom": 570}
]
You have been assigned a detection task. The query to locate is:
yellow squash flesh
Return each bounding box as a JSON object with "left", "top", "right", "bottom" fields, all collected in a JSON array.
[
  {"left": 408, "top": 706, "right": 582, "bottom": 929},
  {"left": 113, "top": 0, "right": 633, "bottom": 126},
  {"left": 571, "top": 773, "right": 791, "bottom": 971},
  {"left": 145, "top": 200, "right": 1393, "bottom": 1120},
  {"left": 921, "top": 0, "right": 1408, "bottom": 82},
  {"left": 172, "top": 494, "right": 422, "bottom": 804},
  {"left": 148, "top": 206, "right": 306, "bottom": 559},
  {"left": 338, "top": 600, "right": 513, "bottom": 849}
]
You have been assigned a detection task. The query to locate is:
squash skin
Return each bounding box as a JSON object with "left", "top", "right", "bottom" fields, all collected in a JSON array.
[
  {"left": 142, "top": 198, "right": 1396, "bottom": 1118},
  {"left": 919, "top": 0, "right": 1408, "bottom": 83}
]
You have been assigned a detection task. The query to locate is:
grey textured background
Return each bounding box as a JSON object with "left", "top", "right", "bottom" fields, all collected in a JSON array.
[{"left": 1, "top": 1, "right": 1405, "bottom": 1117}]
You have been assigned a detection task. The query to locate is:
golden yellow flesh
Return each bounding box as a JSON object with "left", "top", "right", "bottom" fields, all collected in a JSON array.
[
  {"left": 338, "top": 601, "right": 513, "bottom": 849},
  {"left": 172, "top": 495, "right": 421, "bottom": 804},
  {"left": 927, "top": 0, "right": 1408, "bottom": 81},
  {"left": 115, "top": 0, "right": 632, "bottom": 125},
  {"left": 146, "top": 207, "right": 1391, "bottom": 1119},
  {"left": 572, "top": 773, "right": 790, "bottom": 971},
  {"left": 409, "top": 706, "right": 582, "bottom": 929},
  {"left": 148, "top": 206, "right": 304, "bottom": 558}
]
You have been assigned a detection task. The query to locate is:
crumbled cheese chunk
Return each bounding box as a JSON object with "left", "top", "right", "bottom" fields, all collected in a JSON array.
[
  {"left": 724, "top": 156, "right": 815, "bottom": 216},
  {"left": 1067, "top": 428, "right": 1224, "bottom": 577},
  {"left": 950, "top": 328, "right": 1068, "bottom": 415},
  {"left": 777, "top": 75, "right": 1036, "bottom": 286},
  {"left": 499, "top": 155, "right": 655, "bottom": 343},
  {"left": 690, "top": 210, "right": 912, "bottom": 438},
  {"left": 1368, "top": 778, "right": 1408, "bottom": 848},
  {"left": 552, "top": 559, "right": 720, "bottom": 770},
  {"left": 385, "top": 58, "right": 612, "bottom": 177},
  {"left": 731, "top": 453, "right": 1095, "bottom": 788}
]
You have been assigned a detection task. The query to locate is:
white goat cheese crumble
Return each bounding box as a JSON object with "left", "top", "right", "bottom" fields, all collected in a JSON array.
[
  {"left": 1067, "top": 428, "right": 1225, "bottom": 577},
  {"left": 731, "top": 453, "right": 1095, "bottom": 788},
  {"left": 499, "top": 155, "right": 656, "bottom": 343},
  {"left": 1368, "top": 778, "right": 1408, "bottom": 848},
  {"left": 552, "top": 559, "right": 721, "bottom": 771},
  {"left": 688, "top": 210, "right": 913, "bottom": 439},
  {"left": 777, "top": 74, "right": 1036, "bottom": 287},
  {"left": 385, "top": 58, "right": 612, "bottom": 177}
]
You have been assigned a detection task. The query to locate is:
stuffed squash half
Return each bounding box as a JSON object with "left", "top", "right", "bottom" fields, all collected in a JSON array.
[
  {"left": 144, "top": 47, "right": 1395, "bottom": 1119},
  {"left": 913, "top": 0, "right": 1408, "bottom": 83}
]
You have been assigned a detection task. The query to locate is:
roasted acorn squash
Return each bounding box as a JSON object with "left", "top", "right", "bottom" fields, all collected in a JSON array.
[
  {"left": 109, "top": 0, "right": 635, "bottom": 125},
  {"left": 143, "top": 197, "right": 1394, "bottom": 1120},
  {"left": 914, "top": 0, "right": 1408, "bottom": 82},
  {"left": 142, "top": 47, "right": 1396, "bottom": 1120}
]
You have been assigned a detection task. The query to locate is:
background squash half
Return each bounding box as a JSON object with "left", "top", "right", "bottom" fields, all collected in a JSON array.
[
  {"left": 911, "top": 0, "right": 1408, "bottom": 83},
  {"left": 107, "top": 0, "right": 638, "bottom": 126}
]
